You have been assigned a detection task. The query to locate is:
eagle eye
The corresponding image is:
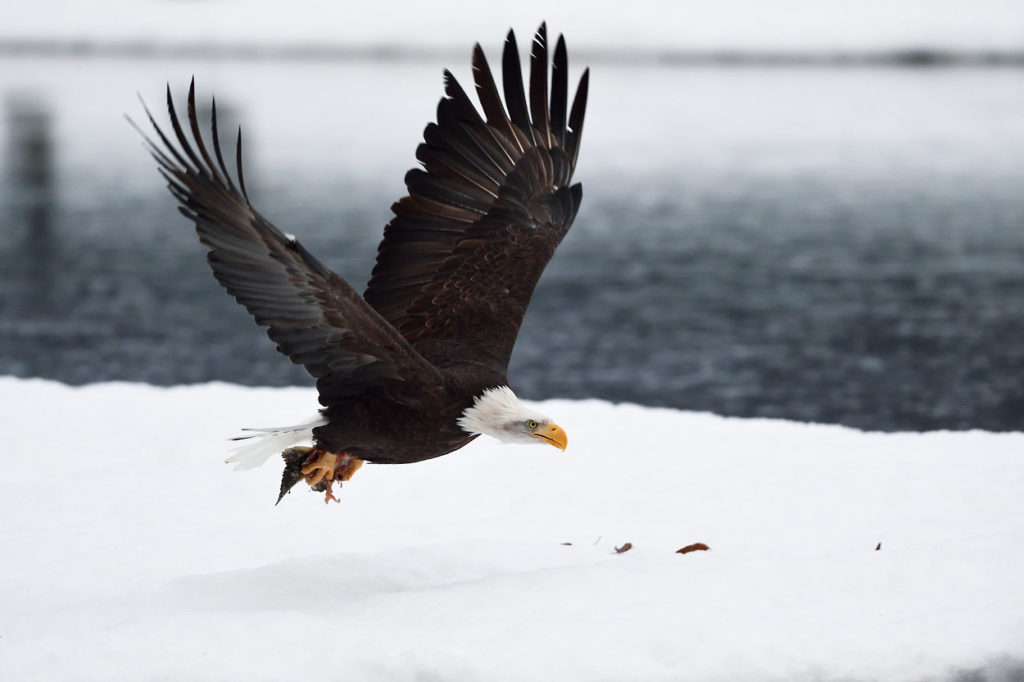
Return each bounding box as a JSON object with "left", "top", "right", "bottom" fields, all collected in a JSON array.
[{"left": 526, "top": 419, "right": 538, "bottom": 430}]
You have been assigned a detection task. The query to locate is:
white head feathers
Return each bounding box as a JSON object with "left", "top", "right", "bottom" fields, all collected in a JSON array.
[{"left": 457, "top": 386, "right": 568, "bottom": 450}]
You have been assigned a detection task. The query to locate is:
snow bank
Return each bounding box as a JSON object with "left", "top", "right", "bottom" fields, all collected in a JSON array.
[
  {"left": 1, "top": 377, "right": 1022, "bottom": 680},
  {"left": 3, "top": 0, "right": 1023, "bottom": 52}
]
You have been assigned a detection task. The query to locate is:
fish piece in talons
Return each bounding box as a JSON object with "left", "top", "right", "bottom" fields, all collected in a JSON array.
[
  {"left": 322, "top": 483, "right": 340, "bottom": 504},
  {"left": 277, "top": 446, "right": 315, "bottom": 505},
  {"left": 276, "top": 448, "right": 365, "bottom": 505}
]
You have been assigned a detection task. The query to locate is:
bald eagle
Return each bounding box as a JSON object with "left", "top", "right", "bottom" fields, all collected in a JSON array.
[{"left": 138, "top": 24, "right": 588, "bottom": 504}]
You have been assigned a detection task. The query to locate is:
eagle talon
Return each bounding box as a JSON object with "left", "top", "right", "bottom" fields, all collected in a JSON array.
[
  {"left": 300, "top": 451, "right": 362, "bottom": 504},
  {"left": 301, "top": 450, "right": 338, "bottom": 487},
  {"left": 338, "top": 456, "right": 364, "bottom": 481}
]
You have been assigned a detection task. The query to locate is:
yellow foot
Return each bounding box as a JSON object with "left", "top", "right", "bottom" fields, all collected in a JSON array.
[
  {"left": 298, "top": 451, "right": 364, "bottom": 504},
  {"left": 338, "top": 456, "right": 364, "bottom": 481},
  {"left": 301, "top": 450, "right": 338, "bottom": 487}
]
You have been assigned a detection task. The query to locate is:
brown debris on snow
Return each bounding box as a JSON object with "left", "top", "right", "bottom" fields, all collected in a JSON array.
[{"left": 676, "top": 543, "right": 710, "bottom": 554}]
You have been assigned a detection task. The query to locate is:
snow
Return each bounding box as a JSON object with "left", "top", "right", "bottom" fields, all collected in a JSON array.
[
  {"left": 1, "top": 377, "right": 1022, "bottom": 681},
  {"left": 3, "top": 0, "right": 1023, "bottom": 52}
]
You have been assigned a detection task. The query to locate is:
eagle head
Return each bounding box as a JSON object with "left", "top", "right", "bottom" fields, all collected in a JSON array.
[{"left": 457, "top": 386, "right": 567, "bottom": 451}]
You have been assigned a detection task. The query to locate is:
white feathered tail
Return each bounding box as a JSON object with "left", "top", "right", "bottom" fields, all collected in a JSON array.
[{"left": 225, "top": 415, "right": 327, "bottom": 471}]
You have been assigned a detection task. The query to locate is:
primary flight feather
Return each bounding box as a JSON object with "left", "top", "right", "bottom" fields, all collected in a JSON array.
[{"left": 139, "top": 24, "right": 589, "bottom": 504}]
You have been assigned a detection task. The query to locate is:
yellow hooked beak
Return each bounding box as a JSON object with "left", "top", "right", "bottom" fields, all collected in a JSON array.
[{"left": 530, "top": 422, "right": 568, "bottom": 451}]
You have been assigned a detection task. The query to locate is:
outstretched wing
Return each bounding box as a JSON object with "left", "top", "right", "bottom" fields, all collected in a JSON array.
[
  {"left": 135, "top": 82, "right": 443, "bottom": 407},
  {"left": 363, "top": 23, "right": 589, "bottom": 371}
]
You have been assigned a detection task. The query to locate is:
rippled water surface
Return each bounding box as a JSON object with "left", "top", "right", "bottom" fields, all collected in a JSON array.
[{"left": 2, "top": 56, "right": 1023, "bottom": 430}]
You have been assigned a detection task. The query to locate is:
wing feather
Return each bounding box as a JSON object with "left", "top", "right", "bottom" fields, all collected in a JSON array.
[
  {"left": 472, "top": 42, "right": 525, "bottom": 154},
  {"left": 364, "top": 25, "right": 588, "bottom": 371},
  {"left": 502, "top": 29, "right": 536, "bottom": 147},
  {"left": 549, "top": 35, "right": 569, "bottom": 148},
  {"left": 566, "top": 67, "right": 590, "bottom": 168},
  {"left": 137, "top": 84, "right": 443, "bottom": 407},
  {"left": 529, "top": 23, "right": 551, "bottom": 147}
]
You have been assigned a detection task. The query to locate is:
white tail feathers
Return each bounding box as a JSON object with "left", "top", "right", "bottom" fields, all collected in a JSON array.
[{"left": 225, "top": 415, "right": 327, "bottom": 471}]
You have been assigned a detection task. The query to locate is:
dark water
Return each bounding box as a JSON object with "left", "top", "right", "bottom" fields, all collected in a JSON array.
[{"left": 2, "top": 57, "right": 1024, "bottom": 431}]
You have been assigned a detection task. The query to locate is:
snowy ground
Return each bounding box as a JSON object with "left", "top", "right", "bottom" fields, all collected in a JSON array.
[{"left": 1, "top": 377, "right": 1022, "bottom": 681}]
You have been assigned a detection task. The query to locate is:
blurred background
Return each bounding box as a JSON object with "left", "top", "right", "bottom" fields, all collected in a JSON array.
[{"left": 2, "top": 0, "right": 1023, "bottom": 430}]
